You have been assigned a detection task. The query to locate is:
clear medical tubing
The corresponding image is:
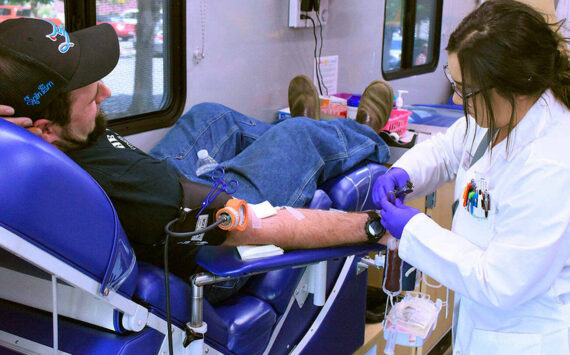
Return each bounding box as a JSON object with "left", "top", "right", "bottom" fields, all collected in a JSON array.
[
  {"left": 195, "top": 149, "right": 218, "bottom": 176},
  {"left": 383, "top": 236, "right": 403, "bottom": 296}
]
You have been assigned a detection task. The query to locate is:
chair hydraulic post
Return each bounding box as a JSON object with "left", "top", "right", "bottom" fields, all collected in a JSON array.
[{"left": 184, "top": 273, "right": 231, "bottom": 353}]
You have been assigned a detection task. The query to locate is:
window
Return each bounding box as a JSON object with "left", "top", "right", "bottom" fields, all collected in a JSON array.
[
  {"left": 91, "top": 0, "right": 185, "bottom": 135},
  {"left": 382, "top": 0, "right": 443, "bottom": 80},
  {"left": 1, "top": 0, "right": 185, "bottom": 135},
  {"left": 0, "top": 2, "right": 61, "bottom": 23},
  {"left": 16, "top": 8, "right": 31, "bottom": 17},
  {"left": 95, "top": 0, "right": 165, "bottom": 120}
]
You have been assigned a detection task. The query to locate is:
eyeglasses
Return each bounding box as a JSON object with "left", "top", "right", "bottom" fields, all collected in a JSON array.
[{"left": 443, "top": 64, "right": 481, "bottom": 100}]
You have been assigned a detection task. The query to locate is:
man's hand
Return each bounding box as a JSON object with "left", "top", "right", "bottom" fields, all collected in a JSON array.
[
  {"left": 372, "top": 167, "right": 411, "bottom": 207},
  {"left": 379, "top": 197, "right": 421, "bottom": 239},
  {"left": 0, "top": 105, "right": 33, "bottom": 127},
  {"left": 0, "top": 105, "right": 41, "bottom": 135}
]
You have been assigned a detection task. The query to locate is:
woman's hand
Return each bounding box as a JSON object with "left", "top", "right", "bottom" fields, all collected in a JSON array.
[
  {"left": 372, "top": 167, "right": 411, "bottom": 207},
  {"left": 379, "top": 197, "right": 421, "bottom": 239}
]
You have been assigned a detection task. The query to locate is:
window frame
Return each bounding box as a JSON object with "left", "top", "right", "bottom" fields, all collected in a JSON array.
[
  {"left": 381, "top": 0, "right": 443, "bottom": 80},
  {"left": 64, "top": 0, "right": 186, "bottom": 136}
]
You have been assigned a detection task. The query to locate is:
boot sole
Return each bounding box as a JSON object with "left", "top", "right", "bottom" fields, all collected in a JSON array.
[{"left": 288, "top": 75, "right": 320, "bottom": 120}]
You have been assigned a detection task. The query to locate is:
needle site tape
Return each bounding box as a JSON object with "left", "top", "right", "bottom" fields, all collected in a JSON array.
[{"left": 216, "top": 199, "right": 248, "bottom": 231}]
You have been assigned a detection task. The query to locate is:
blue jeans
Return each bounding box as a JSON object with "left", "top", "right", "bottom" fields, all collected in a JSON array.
[{"left": 150, "top": 102, "right": 390, "bottom": 207}]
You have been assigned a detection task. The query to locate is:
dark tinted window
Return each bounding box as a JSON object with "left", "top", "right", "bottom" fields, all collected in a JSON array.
[
  {"left": 16, "top": 9, "right": 31, "bottom": 17},
  {"left": 382, "top": 0, "right": 443, "bottom": 80}
]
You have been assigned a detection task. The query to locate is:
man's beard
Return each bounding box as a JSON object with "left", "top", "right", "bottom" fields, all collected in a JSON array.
[{"left": 55, "top": 111, "right": 108, "bottom": 151}]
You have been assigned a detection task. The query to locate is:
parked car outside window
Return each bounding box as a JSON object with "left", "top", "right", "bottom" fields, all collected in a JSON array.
[
  {"left": 0, "top": 5, "right": 31, "bottom": 23},
  {"left": 97, "top": 14, "right": 136, "bottom": 41}
]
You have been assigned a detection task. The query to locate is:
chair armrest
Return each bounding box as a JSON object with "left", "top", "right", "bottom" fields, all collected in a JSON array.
[
  {"left": 320, "top": 162, "right": 388, "bottom": 211},
  {"left": 195, "top": 244, "right": 385, "bottom": 278},
  {"left": 197, "top": 162, "right": 389, "bottom": 278}
]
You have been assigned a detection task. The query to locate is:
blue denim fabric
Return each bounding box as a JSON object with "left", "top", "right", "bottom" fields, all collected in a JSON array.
[
  {"left": 150, "top": 102, "right": 271, "bottom": 180},
  {"left": 150, "top": 102, "right": 390, "bottom": 207}
]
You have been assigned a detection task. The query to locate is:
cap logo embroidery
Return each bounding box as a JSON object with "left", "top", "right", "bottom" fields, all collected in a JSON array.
[
  {"left": 42, "top": 19, "right": 75, "bottom": 53},
  {"left": 24, "top": 81, "right": 54, "bottom": 106}
]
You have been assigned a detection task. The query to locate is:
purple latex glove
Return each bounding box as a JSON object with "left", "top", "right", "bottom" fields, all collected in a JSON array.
[
  {"left": 372, "top": 167, "right": 411, "bottom": 207},
  {"left": 379, "top": 197, "right": 421, "bottom": 239}
]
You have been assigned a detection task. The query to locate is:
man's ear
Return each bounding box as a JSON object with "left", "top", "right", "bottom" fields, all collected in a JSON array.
[{"left": 34, "top": 119, "right": 61, "bottom": 143}]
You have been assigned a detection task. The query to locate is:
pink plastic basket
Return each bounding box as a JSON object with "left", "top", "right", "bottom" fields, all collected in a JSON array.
[{"left": 382, "top": 109, "right": 412, "bottom": 136}]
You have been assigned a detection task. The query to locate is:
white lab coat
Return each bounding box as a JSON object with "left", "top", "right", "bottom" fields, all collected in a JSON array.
[{"left": 394, "top": 90, "right": 570, "bottom": 354}]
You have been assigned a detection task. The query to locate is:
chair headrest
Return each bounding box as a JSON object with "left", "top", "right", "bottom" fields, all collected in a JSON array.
[{"left": 0, "top": 120, "right": 138, "bottom": 296}]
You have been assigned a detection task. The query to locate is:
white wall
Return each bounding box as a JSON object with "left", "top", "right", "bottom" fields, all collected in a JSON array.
[{"left": 127, "top": 0, "right": 477, "bottom": 151}]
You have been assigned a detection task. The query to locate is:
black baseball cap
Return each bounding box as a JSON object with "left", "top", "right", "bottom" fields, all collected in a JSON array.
[{"left": 0, "top": 18, "right": 119, "bottom": 120}]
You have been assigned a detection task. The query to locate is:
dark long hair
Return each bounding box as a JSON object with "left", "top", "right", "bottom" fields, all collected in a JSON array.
[{"left": 446, "top": 0, "right": 569, "bottom": 150}]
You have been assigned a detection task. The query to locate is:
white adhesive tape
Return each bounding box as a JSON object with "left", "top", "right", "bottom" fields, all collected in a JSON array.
[
  {"left": 285, "top": 206, "right": 305, "bottom": 220},
  {"left": 249, "top": 204, "right": 263, "bottom": 229}
]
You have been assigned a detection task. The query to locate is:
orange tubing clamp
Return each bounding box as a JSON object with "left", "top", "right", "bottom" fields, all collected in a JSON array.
[{"left": 216, "top": 199, "right": 248, "bottom": 231}]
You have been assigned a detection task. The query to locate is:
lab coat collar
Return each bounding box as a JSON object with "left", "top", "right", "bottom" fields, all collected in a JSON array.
[{"left": 496, "top": 90, "right": 557, "bottom": 162}]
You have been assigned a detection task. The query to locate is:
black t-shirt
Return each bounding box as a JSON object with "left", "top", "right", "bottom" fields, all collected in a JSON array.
[
  {"left": 67, "top": 130, "right": 230, "bottom": 281},
  {"left": 67, "top": 129, "right": 185, "bottom": 247}
]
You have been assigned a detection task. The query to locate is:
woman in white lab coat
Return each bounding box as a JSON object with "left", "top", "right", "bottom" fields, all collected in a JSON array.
[{"left": 373, "top": 1, "right": 570, "bottom": 354}]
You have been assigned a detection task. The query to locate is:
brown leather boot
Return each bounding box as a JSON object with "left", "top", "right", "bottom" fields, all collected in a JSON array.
[
  {"left": 356, "top": 80, "right": 393, "bottom": 132},
  {"left": 288, "top": 75, "right": 320, "bottom": 120}
]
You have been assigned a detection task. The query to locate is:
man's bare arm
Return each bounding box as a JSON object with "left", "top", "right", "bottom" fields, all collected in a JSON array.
[{"left": 225, "top": 208, "right": 390, "bottom": 249}]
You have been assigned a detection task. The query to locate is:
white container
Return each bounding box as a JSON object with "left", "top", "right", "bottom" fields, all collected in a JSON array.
[
  {"left": 395, "top": 90, "right": 408, "bottom": 109},
  {"left": 346, "top": 95, "right": 361, "bottom": 120},
  {"left": 346, "top": 106, "right": 358, "bottom": 120}
]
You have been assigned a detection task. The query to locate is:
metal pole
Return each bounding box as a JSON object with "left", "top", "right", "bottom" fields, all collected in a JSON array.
[{"left": 51, "top": 275, "right": 58, "bottom": 355}]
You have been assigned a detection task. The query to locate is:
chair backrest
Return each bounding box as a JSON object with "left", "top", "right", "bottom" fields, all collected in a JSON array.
[
  {"left": 321, "top": 162, "right": 388, "bottom": 211},
  {"left": 0, "top": 120, "right": 138, "bottom": 296}
]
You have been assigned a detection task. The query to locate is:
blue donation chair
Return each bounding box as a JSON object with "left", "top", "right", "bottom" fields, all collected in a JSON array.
[{"left": 0, "top": 120, "right": 387, "bottom": 355}]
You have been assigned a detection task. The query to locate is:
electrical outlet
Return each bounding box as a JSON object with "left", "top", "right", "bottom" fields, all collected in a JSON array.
[{"left": 288, "top": 0, "right": 329, "bottom": 28}]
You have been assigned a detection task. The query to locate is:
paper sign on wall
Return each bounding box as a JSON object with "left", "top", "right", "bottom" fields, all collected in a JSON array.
[{"left": 313, "top": 55, "right": 338, "bottom": 95}]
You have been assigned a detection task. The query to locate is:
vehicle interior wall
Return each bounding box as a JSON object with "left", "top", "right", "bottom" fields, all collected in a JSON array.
[{"left": 126, "top": 0, "right": 477, "bottom": 151}]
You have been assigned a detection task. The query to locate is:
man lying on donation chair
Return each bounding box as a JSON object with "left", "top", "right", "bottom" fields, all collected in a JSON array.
[{"left": 0, "top": 18, "right": 395, "bottom": 303}]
